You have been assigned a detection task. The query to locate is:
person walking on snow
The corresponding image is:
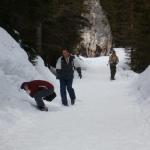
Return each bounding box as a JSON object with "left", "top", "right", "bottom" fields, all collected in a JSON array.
[
  {"left": 56, "top": 49, "right": 82, "bottom": 106},
  {"left": 20, "top": 80, "right": 56, "bottom": 111},
  {"left": 108, "top": 50, "right": 119, "bottom": 80}
]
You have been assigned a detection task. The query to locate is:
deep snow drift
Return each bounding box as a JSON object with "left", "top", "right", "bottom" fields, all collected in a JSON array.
[
  {"left": 134, "top": 66, "right": 150, "bottom": 101},
  {"left": 0, "top": 27, "right": 57, "bottom": 130},
  {"left": 134, "top": 66, "right": 150, "bottom": 123},
  {"left": 1, "top": 27, "right": 150, "bottom": 150}
]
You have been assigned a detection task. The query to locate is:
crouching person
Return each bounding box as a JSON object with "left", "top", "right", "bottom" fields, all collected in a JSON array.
[{"left": 20, "top": 80, "right": 56, "bottom": 111}]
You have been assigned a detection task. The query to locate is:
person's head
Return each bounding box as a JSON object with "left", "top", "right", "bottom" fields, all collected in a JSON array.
[
  {"left": 112, "top": 50, "right": 116, "bottom": 55},
  {"left": 20, "top": 82, "right": 28, "bottom": 91},
  {"left": 62, "top": 49, "right": 71, "bottom": 58}
]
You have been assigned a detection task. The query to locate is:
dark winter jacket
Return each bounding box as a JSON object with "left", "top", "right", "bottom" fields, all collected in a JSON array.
[
  {"left": 56, "top": 55, "right": 81, "bottom": 80},
  {"left": 21, "top": 80, "right": 54, "bottom": 97}
]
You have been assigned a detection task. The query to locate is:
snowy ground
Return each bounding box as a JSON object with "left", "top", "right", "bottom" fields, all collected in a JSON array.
[{"left": 1, "top": 27, "right": 150, "bottom": 150}]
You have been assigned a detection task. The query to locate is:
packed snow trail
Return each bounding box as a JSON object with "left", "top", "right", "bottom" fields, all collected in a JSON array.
[{"left": 1, "top": 50, "right": 150, "bottom": 150}]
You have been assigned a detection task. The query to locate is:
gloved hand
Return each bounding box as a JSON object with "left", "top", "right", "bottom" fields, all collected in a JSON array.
[
  {"left": 79, "top": 73, "right": 82, "bottom": 79},
  {"left": 77, "top": 67, "right": 82, "bottom": 79}
]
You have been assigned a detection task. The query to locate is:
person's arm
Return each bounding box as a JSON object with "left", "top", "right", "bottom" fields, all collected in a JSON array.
[
  {"left": 38, "top": 85, "right": 48, "bottom": 89},
  {"left": 74, "top": 57, "right": 82, "bottom": 79},
  {"left": 24, "top": 85, "right": 31, "bottom": 94},
  {"left": 56, "top": 57, "right": 62, "bottom": 79}
]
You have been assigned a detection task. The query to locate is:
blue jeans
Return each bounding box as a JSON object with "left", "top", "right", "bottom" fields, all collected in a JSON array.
[
  {"left": 33, "top": 88, "right": 54, "bottom": 108},
  {"left": 60, "top": 78, "right": 76, "bottom": 105}
]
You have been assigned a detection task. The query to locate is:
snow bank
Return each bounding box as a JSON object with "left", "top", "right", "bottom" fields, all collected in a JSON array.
[
  {"left": 133, "top": 66, "right": 150, "bottom": 123},
  {"left": 113, "top": 48, "right": 137, "bottom": 81},
  {"left": 35, "top": 56, "right": 57, "bottom": 87},
  {"left": 0, "top": 27, "right": 56, "bottom": 124},
  {"left": 134, "top": 66, "right": 150, "bottom": 102}
]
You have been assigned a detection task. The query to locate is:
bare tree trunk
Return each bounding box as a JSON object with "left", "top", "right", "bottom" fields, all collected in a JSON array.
[
  {"left": 106, "top": 35, "right": 112, "bottom": 55},
  {"left": 36, "top": 21, "right": 42, "bottom": 55}
]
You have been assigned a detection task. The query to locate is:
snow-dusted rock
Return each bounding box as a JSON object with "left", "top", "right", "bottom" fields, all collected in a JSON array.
[{"left": 80, "top": 0, "right": 111, "bottom": 57}]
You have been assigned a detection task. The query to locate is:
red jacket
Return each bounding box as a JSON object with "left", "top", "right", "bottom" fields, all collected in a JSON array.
[{"left": 23, "top": 80, "right": 54, "bottom": 97}]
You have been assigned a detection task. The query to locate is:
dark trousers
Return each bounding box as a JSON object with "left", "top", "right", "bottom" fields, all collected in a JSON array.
[
  {"left": 110, "top": 64, "right": 116, "bottom": 80},
  {"left": 33, "top": 88, "right": 54, "bottom": 108},
  {"left": 60, "top": 78, "right": 76, "bottom": 105}
]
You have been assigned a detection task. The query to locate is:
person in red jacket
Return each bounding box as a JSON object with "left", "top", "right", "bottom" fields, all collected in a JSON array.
[{"left": 21, "top": 80, "right": 56, "bottom": 111}]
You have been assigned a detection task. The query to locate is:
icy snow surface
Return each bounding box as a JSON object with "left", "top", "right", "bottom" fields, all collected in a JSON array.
[{"left": 0, "top": 27, "right": 150, "bottom": 150}]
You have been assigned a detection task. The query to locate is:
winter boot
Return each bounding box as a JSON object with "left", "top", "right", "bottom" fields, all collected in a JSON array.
[
  {"left": 71, "top": 99, "right": 75, "bottom": 105},
  {"left": 38, "top": 106, "right": 48, "bottom": 111}
]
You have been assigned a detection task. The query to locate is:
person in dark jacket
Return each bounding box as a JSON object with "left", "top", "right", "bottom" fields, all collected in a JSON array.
[
  {"left": 108, "top": 50, "right": 119, "bottom": 80},
  {"left": 20, "top": 80, "right": 56, "bottom": 111},
  {"left": 56, "top": 49, "right": 82, "bottom": 106}
]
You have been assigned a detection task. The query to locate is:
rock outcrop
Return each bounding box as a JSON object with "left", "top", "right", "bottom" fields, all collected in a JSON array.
[{"left": 79, "top": 0, "right": 112, "bottom": 57}]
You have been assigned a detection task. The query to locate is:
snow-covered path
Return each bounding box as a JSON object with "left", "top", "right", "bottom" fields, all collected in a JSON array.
[{"left": 1, "top": 50, "right": 150, "bottom": 150}]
